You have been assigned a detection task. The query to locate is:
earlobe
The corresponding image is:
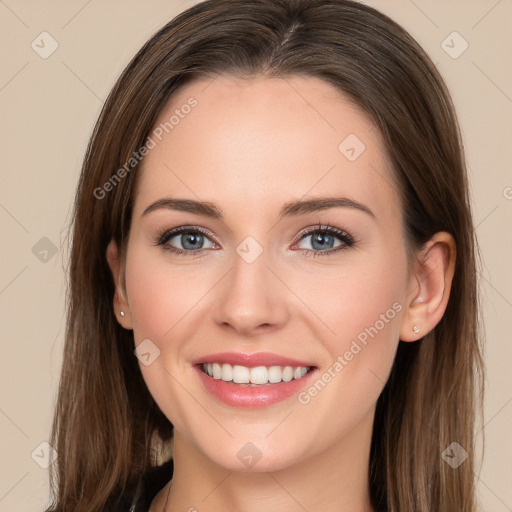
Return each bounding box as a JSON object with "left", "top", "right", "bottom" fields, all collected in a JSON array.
[
  {"left": 399, "top": 232, "right": 456, "bottom": 342},
  {"left": 106, "top": 239, "right": 133, "bottom": 329}
]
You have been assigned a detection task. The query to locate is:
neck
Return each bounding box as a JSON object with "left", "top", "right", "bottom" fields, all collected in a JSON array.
[{"left": 156, "top": 407, "right": 376, "bottom": 512}]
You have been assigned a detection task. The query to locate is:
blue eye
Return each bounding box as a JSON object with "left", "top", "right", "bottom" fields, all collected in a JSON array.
[
  {"left": 154, "top": 223, "right": 357, "bottom": 257},
  {"left": 155, "top": 226, "right": 216, "bottom": 255},
  {"left": 294, "top": 224, "right": 356, "bottom": 257}
]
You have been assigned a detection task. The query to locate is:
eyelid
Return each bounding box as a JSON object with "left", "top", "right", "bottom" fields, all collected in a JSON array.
[
  {"left": 294, "top": 223, "right": 349, "bottom": 241},
  {"left": 155, "top": 225, "right": 216, "bottom": 244}
]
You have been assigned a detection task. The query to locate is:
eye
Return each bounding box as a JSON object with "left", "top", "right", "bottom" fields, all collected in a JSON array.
[
  {"left": 155, "top": 226, "right": 217, "bottom": 256},
  {"left": 292, "top": 223, "right": 357, "bottom": 257},
  {"left": 154, "top": 223, "right": 357, "bottom": 257}
]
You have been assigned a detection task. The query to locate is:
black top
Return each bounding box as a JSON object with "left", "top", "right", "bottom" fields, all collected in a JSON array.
[{"left": 114, "top": 458, "right": 174, "bottom": 512}]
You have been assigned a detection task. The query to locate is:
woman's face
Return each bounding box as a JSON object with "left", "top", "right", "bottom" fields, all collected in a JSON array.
[{"left": 118, "top": 75, "right": 414, "bottom": 471}]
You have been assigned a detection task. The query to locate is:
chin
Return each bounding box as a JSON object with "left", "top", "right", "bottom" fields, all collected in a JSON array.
[{"left": 195, "top": 435, "right": 307, "bottom": 474}]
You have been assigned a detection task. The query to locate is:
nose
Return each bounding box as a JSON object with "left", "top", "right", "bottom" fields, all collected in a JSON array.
[{"left": 213, "top": 244, "right": 290, "bottom": 337}]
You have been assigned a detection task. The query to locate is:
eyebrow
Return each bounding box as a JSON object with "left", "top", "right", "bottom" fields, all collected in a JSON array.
[{"left": 141, "top": 196, "right": 376, "bottom": 221}]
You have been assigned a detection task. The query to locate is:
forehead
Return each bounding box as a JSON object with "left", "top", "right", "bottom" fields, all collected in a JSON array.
[{"left": 134, "top": 75, "right": 400, "bottom": 224}]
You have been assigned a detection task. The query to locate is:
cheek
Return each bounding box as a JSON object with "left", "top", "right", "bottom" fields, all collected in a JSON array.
[
  {"left": 123, "top": 244, "right": 219, "bottom": 414},
  {"left": 293, "top": 243, "right": 408, "bottom": 410},
  {"left": 124, "top": 246, "right": 204, "bottom": 430},
  {"left": 290, "top": 253, "right": 406, "bottom": 447},
  {"left": 292, "top": 247, "right": 407, "bottom": 350},
  {"left": 124, "top": 244, "right": 206, "bottom": 342}
]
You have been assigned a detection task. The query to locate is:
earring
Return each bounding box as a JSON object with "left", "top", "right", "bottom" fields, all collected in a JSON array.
[
  {"left": 120, "top": 311, "right": 125, "bottom": 317},
  {"left": 413, "top": 325, "right": 420, "bottom": 334}
]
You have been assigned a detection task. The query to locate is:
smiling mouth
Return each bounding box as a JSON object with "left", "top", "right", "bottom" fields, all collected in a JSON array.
[{"left": 200, "top": 362, "right": 315, "bottom": 386}]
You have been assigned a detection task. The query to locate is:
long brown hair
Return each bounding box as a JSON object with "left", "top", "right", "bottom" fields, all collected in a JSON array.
[{"left": 46, "top": 0, "right": 485, "bottom": 510}]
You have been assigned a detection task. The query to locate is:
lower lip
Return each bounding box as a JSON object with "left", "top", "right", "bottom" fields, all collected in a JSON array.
[{"left": 195, "top": 365, "right": 318, "bottom": 409}]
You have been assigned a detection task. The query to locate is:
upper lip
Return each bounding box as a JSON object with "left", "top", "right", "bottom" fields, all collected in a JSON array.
[{"left": 192, "top": 351, "right": 316, "bottom": 368}]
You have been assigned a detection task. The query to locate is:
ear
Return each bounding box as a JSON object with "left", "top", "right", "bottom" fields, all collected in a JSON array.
[
  {"left": 106, "top": 239, "right": 133, "bottom": 330},
  {"left": 399, "top": 231, "right": 456, "bottom": 342}
]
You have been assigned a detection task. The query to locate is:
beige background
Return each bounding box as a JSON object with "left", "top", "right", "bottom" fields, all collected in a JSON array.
[{"left": 0, "top": 1, "right": 511, "bottom": 511}]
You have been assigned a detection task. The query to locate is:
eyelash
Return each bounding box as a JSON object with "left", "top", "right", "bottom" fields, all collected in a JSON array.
[{"left": 153, "top": 223, "right": 358, "bottom": 258}]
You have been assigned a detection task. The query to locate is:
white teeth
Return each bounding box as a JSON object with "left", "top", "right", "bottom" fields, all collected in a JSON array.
[
  {"left": 212, "top": 363, "right": 222, "bottom": 379},
  {"left": 268, "top": 366, "right": 282, "bottom": 383},
  {"left": 250, "top": 366, "right": 268, "bottom": 384},
  {"left": 221, "top": 363, "right": 233, "bottom": 381},
  {"left": 282, "top": 366, "right": 293, "bottom": 382},
  {"left": 202, "top": 362, "right": 312, "bottom": 384},
  {"left": 232, "top": 365, "right": 250, "bottom": 384}
]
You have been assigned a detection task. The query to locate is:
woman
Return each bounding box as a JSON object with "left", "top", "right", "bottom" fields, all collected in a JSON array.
[{"left": 45, "top": 0, "right": 485, "bottom": 511}]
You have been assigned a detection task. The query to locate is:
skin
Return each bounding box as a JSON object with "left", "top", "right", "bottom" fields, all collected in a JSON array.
[{"left": 106, "top": 75, "right": 456, "bottom": 512}]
